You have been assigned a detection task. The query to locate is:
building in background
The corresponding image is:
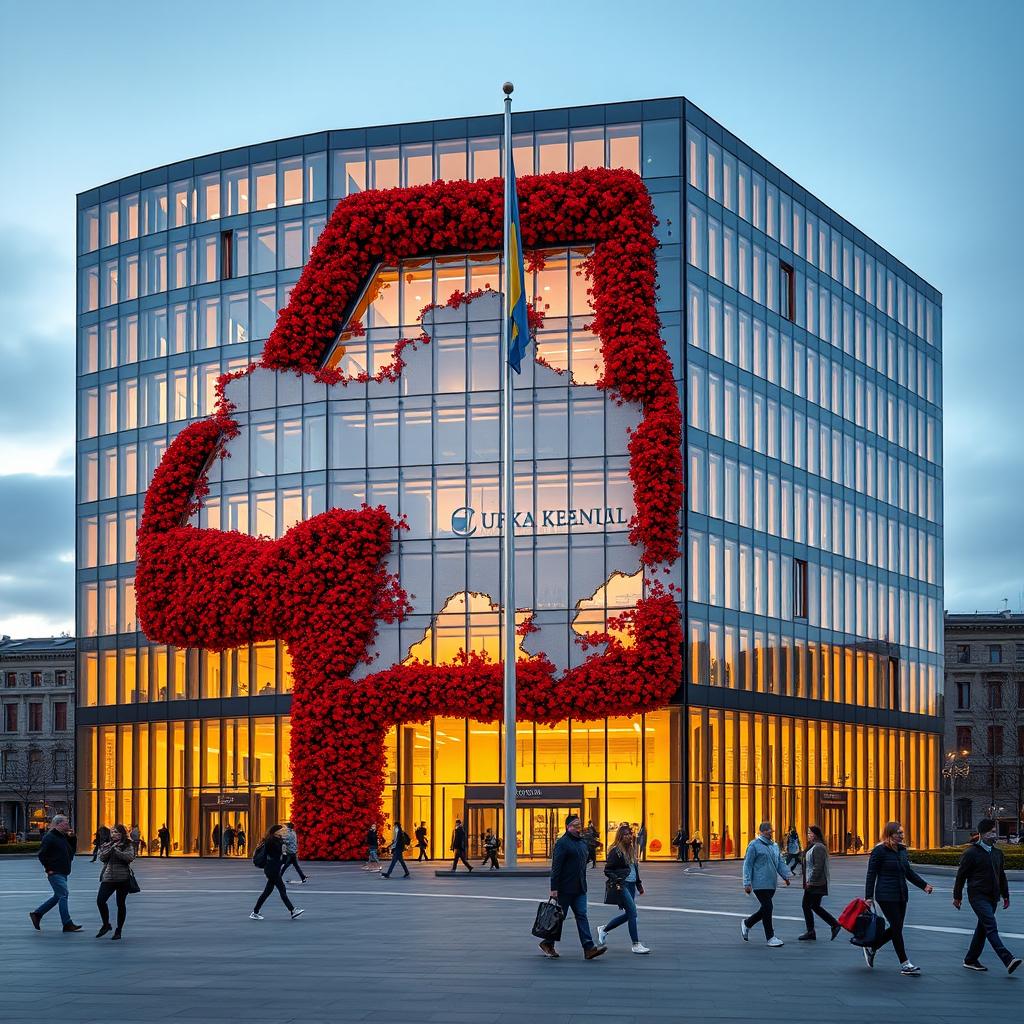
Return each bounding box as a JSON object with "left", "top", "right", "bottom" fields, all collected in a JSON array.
[
  {"left": 75, "top": 98, "right": 943, "bottom": 858},
  {"left": 0, "top": 636, "right": 76, "bottom": 837},
  {"left": 943, "top": 611, "right": 1024, "bottom": 841}
]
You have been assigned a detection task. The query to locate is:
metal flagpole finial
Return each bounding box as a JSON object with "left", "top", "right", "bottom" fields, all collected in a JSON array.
[{"left": 502, "top": 81, "right": 514, "bottom": 96}]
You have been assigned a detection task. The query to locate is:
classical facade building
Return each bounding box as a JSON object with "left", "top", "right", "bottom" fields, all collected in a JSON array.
[
  {"left": 75, "top": 98, "right": 943, "bottom": 858},
  {"left": 943, "top": 611, "right": 1024, "bottom": 840},
  {"left": 0, "top": 636, "right": 76, "bottom": 835}
]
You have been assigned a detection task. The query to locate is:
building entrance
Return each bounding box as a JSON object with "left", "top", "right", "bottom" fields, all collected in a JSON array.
[
  {"left": 199, "top": 794, "right": 251, "bottom": 857},
  {"left": 464, "top": 786, "right": 585, "bottom": 861},
  {"left": 816, "top": 791, "right": 849, "bottom": 854}
]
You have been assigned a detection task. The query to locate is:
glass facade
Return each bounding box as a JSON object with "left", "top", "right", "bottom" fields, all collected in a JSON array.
[{"left": 75, "top": 98, "right": 941, "bottom": 858}]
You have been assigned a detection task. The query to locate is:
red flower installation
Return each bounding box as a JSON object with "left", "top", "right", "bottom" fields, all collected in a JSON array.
[{"left": 136, "top": 167, "right": 684, "bottom": 858}]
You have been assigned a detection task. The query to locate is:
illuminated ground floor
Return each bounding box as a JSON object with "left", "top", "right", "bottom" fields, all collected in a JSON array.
[{"left": 76, "top": 707, "right": 939, "bottom": 859}]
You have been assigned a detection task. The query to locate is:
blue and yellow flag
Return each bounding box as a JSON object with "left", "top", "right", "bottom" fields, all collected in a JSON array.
[{"left": 506, "top": 152, "right": 531, "bottom": 373}]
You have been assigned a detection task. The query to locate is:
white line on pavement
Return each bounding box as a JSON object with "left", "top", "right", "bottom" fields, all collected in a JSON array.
[{"left": 3, "top": 887, "right": 1020, "bottom": 940}]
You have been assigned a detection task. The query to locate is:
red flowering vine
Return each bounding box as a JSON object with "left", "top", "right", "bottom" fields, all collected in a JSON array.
[{"left": 136, "top": 168, "right": 683, "bottom": 859}]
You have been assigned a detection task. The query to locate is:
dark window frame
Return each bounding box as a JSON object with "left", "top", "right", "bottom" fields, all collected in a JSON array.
[
  {"left": 28, "top": 702, "right": 43, "bottom": 732},
  {"left": 779, "top": 259, "right": 795, "bottom": 322},
  {"left": 792, "top": 557, "right": 808, "bottom": 619}
]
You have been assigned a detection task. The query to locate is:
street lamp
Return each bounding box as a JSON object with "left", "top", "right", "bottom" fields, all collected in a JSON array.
[{"left": 942, "top": 749, "right": 970, "bottom": 845}]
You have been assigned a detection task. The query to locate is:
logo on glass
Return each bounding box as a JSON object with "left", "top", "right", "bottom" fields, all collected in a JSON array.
[{"left": 450, "top": 506, "right": 477, "bottom": 537}]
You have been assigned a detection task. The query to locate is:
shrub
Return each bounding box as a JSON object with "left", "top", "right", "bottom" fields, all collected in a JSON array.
[
  {"left": 911, "top": 847, "right": 1024, "bottom": 870},
  {"left": 0, "top": 842, "right": 42, "bottom": 855}
]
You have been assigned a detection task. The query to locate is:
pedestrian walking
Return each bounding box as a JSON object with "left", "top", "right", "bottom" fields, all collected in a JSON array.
[
  {"left": 690, "top": 833, "right": 703, "bottom": 868},
  {"left": 783, "top": 825, "right": 801, "bottom": 873},
  {"left": 862, "top": 821, "right": 933, "bottom": 975},
  {"left": 95, "top": 823, "right": 136, "bottom": 940},
  {"left": 365, "top": 823, "right": 381, "bottom": 870},
  {"left": 671, "top": 827, "right": 688, "bottom": 862},
  {"left": 954, "top": 817, "right": 1022, "bottom": 974},
  {"left": 129, "top": 824, "right": 141, "bottom": 855},
  {"left": 449, "top": 818, "right": 473, "bottom": 872},
  {"left": 414, "top": 821, "right": 429, "bottom": 861},
  {"left": 279, "top": 822, "right": 308, "bottom": 884},
  {"left": 157, "top": 823, "right": 171, "bottom": 857},
  {"left": 798, "top": 825, "right": 841, "bottom": 941},
  {"left": 583, "top": 821, "right": 599, "bottom": 868},
  {"left": 211, "top": 822, "right": 221, "bottom": 855},
  {"left": 636, "top": 822, "right": 648, "bottom": 862},
  {"left": 740, "top": 821, "right": 792, "bottom": 947},
  {"left": 90, "top": 824, "right": 111, "bottom": 863},
  {"left": 236, "top": 826, "right": 246, "bottom": 855},
  {"left": 539, "top": 813, "right": 607, "bottom": 960},
  {"left": 223, "top": 824, "right": 236, "bottom": 856},
  {"left": 249, "top": 825, "right": 305, "bottom": 921},
  {"left": 597, "top": 823, "right": 650, "bottom": 954},
  {"left": 28, "top": 814, "right": 81, "bottom": 933},
  {"left": 482, "top": 828, "right": 500, "bottom": 870},
  {"left": 381, "top": 822, "right": 411, "bottom": 878}
]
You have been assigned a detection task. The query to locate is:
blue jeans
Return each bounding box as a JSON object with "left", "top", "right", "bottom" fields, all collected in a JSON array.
[
  {"left": 556, "top": 891, "right": 594, "bottom": 950},
  {"left": 966, "top": 896, "right": 1014, "bottom": 967},
  {"left": 367, "top": 846, "right": 379, "bottom": 863},
  {"left": 35, "top": 873, "right": 71, "bottom": 925},
  {"left": 604, "top": 881, "right": 639, "bottom": 942},
  {"left": 383, "top": 850, "right": 409, "bottom": 877}
]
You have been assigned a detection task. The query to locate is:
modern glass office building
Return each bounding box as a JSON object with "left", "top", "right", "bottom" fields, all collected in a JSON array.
[{"left": 75, "top": 98, "right": 943, "bottom": 859}]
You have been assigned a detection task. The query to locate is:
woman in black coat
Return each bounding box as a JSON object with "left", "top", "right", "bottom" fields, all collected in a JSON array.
[
  {"left": 596, "top": 824, "right": 650, "bottom": 954},
  {"left": 250, "top": 825, "right": 305, "bottom": 921},
  {"left": 863, "top": 820, "right": 933, "bottom": 974}
]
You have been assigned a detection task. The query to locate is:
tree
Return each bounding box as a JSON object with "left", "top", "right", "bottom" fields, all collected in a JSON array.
[
  {"left": 0, "top": 743, "right": 46, "bottom": 835},
  {"left": 972, "top": 673, "right": 1024, "bottom": 833},
  {"left": 50, "top": 741, "right": 76, "bottom": 826}
]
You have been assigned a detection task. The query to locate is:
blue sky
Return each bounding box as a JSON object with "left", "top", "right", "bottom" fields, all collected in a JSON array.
[{"left": 0, "top": 0, "right": 1021, "bottom": 635}]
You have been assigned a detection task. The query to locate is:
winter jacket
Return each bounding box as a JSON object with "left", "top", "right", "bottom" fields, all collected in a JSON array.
[
  {"left": 953, "top": 842, "right": 1009, "bottom": 902},
  {"left": 37, "top": 829, "right": 75, "bottom": 876},
  {"left": 550, "top": 831, "right": 589, "bottom": 895},
  {"left": 742, "top": 835, "right": 792, "bottom": 890},
  {"left": 803, "top": 841, "right": 830, "bottom": 892},
  {"left": 283, "top": 828, "right": 298, "bottom": 856},
  {"left": 99, "top": 839, "right": 136, "bottom": 883},
  {"left": 605, "top": 846, "right": 643, "bottom": 888},
  {"left": 864, "top": 843, "right": 929, "bottom": 903}
]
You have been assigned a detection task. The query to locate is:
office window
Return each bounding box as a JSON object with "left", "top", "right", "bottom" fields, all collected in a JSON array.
[
  {"left": 956, "top": 644, "right": 970, "bottom": 663},
  {"left": 780, "top": 261, "right": 795, "bottom": 322},
  {"left": 793, "top": 558, "right": 808, "bottom": 619},
  {"left": 988, "top": 644, "right": 1002, "bottom": 664},
  {"left": 29, "top": 703, "right": 43, "bottom": 732},
  {"left": 220, "top": 230, "right": 234, "bottom": 279},
  {"left": 54, "top": 701, "right": 68, "bottom": 731},
  {"left": 956, "top": 680, "right": 970, "bottom": 709},
  {"left": 4, "top": 672, "right": 15, "bottom": 688},
  {"left": 31, "top": 671, "right": 42, "bottom": 687},
  {"left": 989, "top": 681, "right": 1002, "bottom": 708},
  {"left": 955, "top": 725, "right": 971, "bottom": 752},
  {"left": 3, "top": 704, "right": 16, "bottom": 731},
  {"left": 988, "top": 725, "right": 1003, "bottom": 756}
]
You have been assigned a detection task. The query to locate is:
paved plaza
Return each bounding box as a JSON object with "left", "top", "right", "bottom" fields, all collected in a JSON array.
[{"left": 1, "top": 854, "right": 1021, "bottom": 1022}]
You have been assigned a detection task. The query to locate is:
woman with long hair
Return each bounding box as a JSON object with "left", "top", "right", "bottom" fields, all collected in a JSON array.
[
  {"left": 863, "top": 820, "right": 933, "bottom": 974},
  {"left": 597, "top": 823, "right": 650, "bottom": 954},
  {"left": 250, "top": 824, "right": 305, "bottom": 921},
  {"left": 798, "top": 825, "right": 841, "bottom": 941},
  {"left": 96, "top": 823, "right": 136, "bottom": 940}
]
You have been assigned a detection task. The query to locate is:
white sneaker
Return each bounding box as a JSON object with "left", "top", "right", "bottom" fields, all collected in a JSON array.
[
  {"left": 290, "top": 908, "right": 305, "bottom": 920},
  {"left": 767, "top": 936, "right": 784, "bottom": 947},
  {"left": 900, "top": 962, "right": 920, "bottom": 976},
  {"left": 740, "top": 920, "right": 750, "bottom": 941},
  {"left": 597, "top": 926, "right": 608, "bottom": 946},
  {"left": 248, "top": 912, "right": 264, "bottom": 920},
  {"left": 863, "top": 947, "right": 875, "bottom": 969},
  {"left": 632, "top": 942, "right": 651, "bottom": 954}
]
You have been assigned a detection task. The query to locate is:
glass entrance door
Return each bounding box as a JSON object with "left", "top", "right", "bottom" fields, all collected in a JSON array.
[
  {"left": 202, "top": 809, "right": 250, "bottom": 857},
  {"left": 819, "top": 805, "right": 847, "bottom": 854},
  {"left": 466, "top": 805, "right": 502, "bottom": 861},
  {"left": 464, "top": 803, "right": 582, "bottom": 860}
]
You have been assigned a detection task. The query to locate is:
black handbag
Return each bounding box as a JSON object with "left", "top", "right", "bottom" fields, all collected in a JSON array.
[
  {"left": 127, "top": 868, "right": 141, "bottom": 895},
  {"left": 849, "top": 908, "right": 885, "bottom": 947},
  {"left": 531, "top": 898, "right": 565, "bottom": 941},
  {"left": 604, "top": 877, "right": 625, "bottom": 907}
]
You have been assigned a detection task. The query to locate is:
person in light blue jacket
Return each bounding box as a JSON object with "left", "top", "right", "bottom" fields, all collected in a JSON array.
[{"left": 740, "top": 822, "right": 792, "bottom": 946}]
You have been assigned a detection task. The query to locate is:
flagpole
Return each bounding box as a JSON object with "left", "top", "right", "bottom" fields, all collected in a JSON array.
[{"left": 500, "top": 81, "right": 518, "bottom": 869}]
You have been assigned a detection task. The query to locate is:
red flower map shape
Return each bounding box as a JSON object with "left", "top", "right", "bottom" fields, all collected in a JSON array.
[{"left": 135, "top": 168, "right": 684, "bottom": 858}]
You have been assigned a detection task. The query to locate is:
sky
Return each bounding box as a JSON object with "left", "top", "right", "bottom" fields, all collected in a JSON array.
[{"left": 0, "top": 0, "right": 1021, "bottom": 637}]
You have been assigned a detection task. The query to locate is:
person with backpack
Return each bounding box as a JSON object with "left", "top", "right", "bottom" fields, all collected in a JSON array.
[
  {"left": 798, "top": 825, "right": 841, "bottom": 941},
  {"left": 954, "top": 817, "right": 1022, "bottom": 974},
  {"left": 740, "top": 821, "right": 792, "bottom": 947},
  {"left": 279, "top": 822, "right": 308, "bottom": 884},
  {"left": 365, "top": 823, "right": 381, "bottom": 870},
  {"left": 784, "top": 825, "right": 801, "bottom": 872},
  {"left": 414, "top": 821, "right": 429, "bottom": 861},
  {"left": 862, "top": 820, "right": 933, "bottom": 975},
  {"left": 95, "top": 823, "right": 136, "bottom": 940},
  {"left": 481, "top": 828, "right": 500, "bottom": 870},
  {"left": 597, "top": 823, "right": 650, "bottom": 954},
  {"left": 381, "top": 822, "right": 411, "bottom": 878},
  {"left": 249, "top": 825, "right": 305, "bottom": 920}
]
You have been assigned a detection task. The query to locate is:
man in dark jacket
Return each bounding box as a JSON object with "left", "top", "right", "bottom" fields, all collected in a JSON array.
[
  {"left": 954, "top": 817, "right": 1022, "bottom": 974},
  {"left": 157, "top": 823, "right": 171, "bottom": 857},
  {"left": 29, "top": 815, "right": 81, "bottom": 932},
  {"left": 449, "top": 819, "right": 472, "bottom": 872},
  {"left": 414, "top": 822, "right": 429, "bottom": 861},
  {"left": 540, "top": 813, "right": 606, "bottom": 960}
]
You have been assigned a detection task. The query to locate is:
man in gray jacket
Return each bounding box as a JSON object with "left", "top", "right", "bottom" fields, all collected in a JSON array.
[
  {"left": 740, "top": 821, "right": 791, "bottom": 947},
  {"left": 279, "top": 822, "right": 308, "bottom": 884}
]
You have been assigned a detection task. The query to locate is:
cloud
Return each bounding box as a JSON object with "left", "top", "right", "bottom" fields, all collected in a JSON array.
[{"left": 0, "top": 474, "right": 74, "bottom": 636}]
